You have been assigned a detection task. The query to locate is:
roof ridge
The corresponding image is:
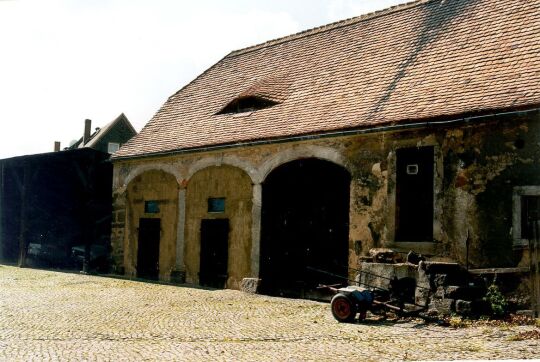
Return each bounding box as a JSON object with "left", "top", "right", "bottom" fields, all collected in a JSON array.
[{"left": 229, "top": 0, "right": 430, "bottom": 57}]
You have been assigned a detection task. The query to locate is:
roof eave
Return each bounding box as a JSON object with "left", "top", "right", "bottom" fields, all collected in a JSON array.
[{"left": 111, "top": 106, "right": 540, "bottom": 163}]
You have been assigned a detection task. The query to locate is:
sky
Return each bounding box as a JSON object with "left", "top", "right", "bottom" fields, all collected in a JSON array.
[{"left": 0, "top": 0, "right": 409, "bottom": 159}]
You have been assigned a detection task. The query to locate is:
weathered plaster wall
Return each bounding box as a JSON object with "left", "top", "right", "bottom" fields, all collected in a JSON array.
[
  {"left": 111, "top": 110, "right": 540, "bottom": 287},
  {"left": 441, "top": 113, "right": 540, "bottom": 267},
  {"left": 184, "top": 165, "right": 253, "bottom": 289},
  {"left": 124, "top": 170, "right": 178, "bottom": 280}
]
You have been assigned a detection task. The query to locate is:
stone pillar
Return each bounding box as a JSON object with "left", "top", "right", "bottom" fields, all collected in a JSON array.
[
  {"left": 110, "top": 188, "right": 127, "bottom": 274},
  {"left": 250, "top": 183, "right": 262, "bottom": 277},
  {"left": 171, "top": 188, "right": 187, "bottom": 283}
]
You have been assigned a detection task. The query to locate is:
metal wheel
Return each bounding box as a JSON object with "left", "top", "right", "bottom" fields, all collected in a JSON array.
[{"left": 331, "top": 293, "right": 357, "bottom": 323}]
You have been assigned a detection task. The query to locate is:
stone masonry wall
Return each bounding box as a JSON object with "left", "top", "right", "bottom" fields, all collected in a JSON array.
[
  {"left": 124, "top": 170, "right": 179, "bottom": 280},
  {"left": 184, "top": 165, "right": 253, "bottom": 289},
  {"left": 111, "top": 111, "right": 540, "bottom": 288}
]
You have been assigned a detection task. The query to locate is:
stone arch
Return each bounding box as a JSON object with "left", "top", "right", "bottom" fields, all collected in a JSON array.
[
  {"left": 184, "top": 164, "right": 254, "bottom": 289},
  {"left": 123, "top": 164, "right": 183, "bottom": 188},
  {"left": 259, "top": 158, "right": 351, "bottom": 296},
  {"left": 255, "top": 145, "right": 349, "bottom": 184},
  {"left": 186, "top": 155, "right": 257, "bottom": 184},
  {"left": 125, "top": 169, "right": 179, "bottom": 281}
]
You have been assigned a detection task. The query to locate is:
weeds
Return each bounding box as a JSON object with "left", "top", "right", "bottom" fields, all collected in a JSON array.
[
  {"left": 447, "top": 315, "right": 471, "bottom": 328},
  {"left": 483, "top": 284, "right": 508, "bottom": 318}
]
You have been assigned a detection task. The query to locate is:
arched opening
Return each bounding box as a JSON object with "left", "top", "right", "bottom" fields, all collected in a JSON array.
[
  {"left": 184, "top": 165, "right": 253, "bottom": 289},
  {"left": 260, "top": 158, "right": 350, "bottom": 297},
  {"left": 126, "top": 170, "right": 178, "bottom": 280}
]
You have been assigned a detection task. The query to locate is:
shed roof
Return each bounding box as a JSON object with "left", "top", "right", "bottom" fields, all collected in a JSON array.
[{"left": 114, "top": 0, "right": 540, "bottom": 159}]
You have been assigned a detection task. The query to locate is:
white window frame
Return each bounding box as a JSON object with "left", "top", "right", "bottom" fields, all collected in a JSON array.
[
  {"left": 512, "top": 186, "right": 540, "bottom": 247},
  {"left": 107, "top": 142, "right": 120, "bottom": 153}
]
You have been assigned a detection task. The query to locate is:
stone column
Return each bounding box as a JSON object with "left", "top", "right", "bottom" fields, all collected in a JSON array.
[
  {"left": 110, "top": 187, "right": 127, "bottom": 274},
  {"left": 171, "top": 188, "right": 187, "bottom": 283},
  {"left": 250, "top": 183, "right": 262, "bottom": 277}
]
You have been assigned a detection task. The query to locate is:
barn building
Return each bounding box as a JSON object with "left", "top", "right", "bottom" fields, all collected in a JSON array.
[{"left": 110, "top": 0, "right": 540, "bottom": 300}]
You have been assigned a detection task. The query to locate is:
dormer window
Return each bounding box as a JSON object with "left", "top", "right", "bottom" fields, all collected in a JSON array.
[
  {"left": 108, "top": 142, "right": 120, "bottom": 153},
  {"left": 217, "top": 96, "right": 278, "bottom": 115}
]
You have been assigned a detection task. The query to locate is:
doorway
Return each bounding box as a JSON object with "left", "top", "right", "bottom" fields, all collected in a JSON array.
[
  {"left": 260, "top": 158, "right": 350, "bottom": 297},
  {"left": 137, "top": 218, "right": 160, "bottom": 279},
  {"left": 199, "top": 219, "right": 229, "bottom": 288},
  {"left": 395, "top": 146, "right": 434, "bottom": 241}
]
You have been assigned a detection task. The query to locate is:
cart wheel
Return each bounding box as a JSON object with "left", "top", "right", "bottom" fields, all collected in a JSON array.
[{"left": 331, "top": 293, "right": 357, "bottom": 323}]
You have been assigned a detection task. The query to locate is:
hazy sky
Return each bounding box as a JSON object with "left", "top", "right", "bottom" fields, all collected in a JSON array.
[{"left": 0, "top": 0, "right": 408, "bottom": 159}]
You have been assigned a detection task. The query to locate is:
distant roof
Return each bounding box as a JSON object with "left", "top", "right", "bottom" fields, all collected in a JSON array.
[
  {"left": 69, "top": 113, "right": 136, "bottom": 150},
  {"left": 114, "top": 0, "right": 540, "bottom": 160},
  {"left": 0, "top": 147, "right": 107, "bottom": 165}
]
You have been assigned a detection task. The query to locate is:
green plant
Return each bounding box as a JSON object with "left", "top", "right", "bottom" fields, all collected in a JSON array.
[
  {"left": 483, "top": 284, "right": 508, "bottom": 318},
  {"left": 448, "top": 315, "right": 471, "bottom": 328}
]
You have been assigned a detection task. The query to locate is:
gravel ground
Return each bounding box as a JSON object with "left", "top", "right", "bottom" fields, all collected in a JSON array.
[{"left": 0, "top": 265, "right": 538, "bottom": 361}]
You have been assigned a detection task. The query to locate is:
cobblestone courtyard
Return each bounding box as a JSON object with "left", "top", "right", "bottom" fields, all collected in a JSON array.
[{"left": 0, "top": 265, "right": 538, "bottom": 361}]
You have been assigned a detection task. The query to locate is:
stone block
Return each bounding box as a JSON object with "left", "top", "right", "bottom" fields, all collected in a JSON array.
[
  {"left": 444, "top": 285, "right": 461, "bottom": 298},
  {"left": 455, "top": 299, "right": 472, "bottom": 315},
  {"left": 358, "top": 262, "right": 417, "bottom": 290},
  {"left": 433, "top": 274, "right": 448, "bottom": 287},
  {"left": 422, "top": 261, "right": 461, "bottom": 275},
  {"left": 368, "top": 248, "right": 402, "bottom": 263},
  {"left": 428, "top": 298, "right": 454, "bottom": 316},
  {"left": 415, "top": 289, "right": 431, "bottom": 306},
  {"left": 515, "top": 310, "right": 535, "bottom": 317},
  {"left": 415, "top": 263, "right": 431, "bottom": 304},
  {"left": 434, "top": 286, "right": 445, "bottom": 299},
  {"left": 116, "top": 210, "right": 126, "bottom": 222},
  {"left": 112, "top": 265, "right": 125, "bottom": 275},
  {"left": 170, "top": 270, "right": 186, "bottom": 284},
  {"left": 241, "top": 278, "right": 261, "bottom": 294}
]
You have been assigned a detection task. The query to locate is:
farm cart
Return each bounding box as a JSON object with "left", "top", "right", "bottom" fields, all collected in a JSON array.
[
  {"left": 310, "top": 267, "right": 432, "bottom": 323},
  {"left": 328, "top": 284, "right": 432, "bottom": 322}
]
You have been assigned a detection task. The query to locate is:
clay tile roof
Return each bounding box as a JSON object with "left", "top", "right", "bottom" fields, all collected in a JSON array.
[
  {"left": 114, "top": 0, "right": 540, "bottom": 159},
  {"left": 237, "top": 73, "right": 292, "bottom": 103}
]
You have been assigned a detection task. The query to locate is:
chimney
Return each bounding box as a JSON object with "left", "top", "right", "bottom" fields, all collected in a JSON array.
[
  {"left": 54, "top": 141, "right": 61, "bottom": 152},
  {"left": 83, "top": 119, "right": 92, "bottom": 144}
]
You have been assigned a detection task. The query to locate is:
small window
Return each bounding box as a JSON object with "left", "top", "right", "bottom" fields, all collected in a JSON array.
[
  {"left": 406, "top": 164, "right": 419, "bottom": 175},
  {"left": 108, "top": 142, "right": 120, "bottom": 153},
  {"left": 208, "top": 198, "right": 225, "bottom": 213},
  {"left": 513, "top": 186, "right": 540, "bottom": 246},
  {"left": 144, "top": 200, "right": 160, "bottom": 214},
  {"left": 217, "top": 96, "right": 278, "bottom": 115}
]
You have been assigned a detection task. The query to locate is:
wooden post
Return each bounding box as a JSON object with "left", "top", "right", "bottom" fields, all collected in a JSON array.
[
  {"left": 17, "top": 165, "right": 28, "bottom": 267},
  {"left": 0, "top": 163, "right": 4, "bottom": 261}
]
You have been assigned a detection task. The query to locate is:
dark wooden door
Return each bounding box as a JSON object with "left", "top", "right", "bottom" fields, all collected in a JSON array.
[
  {"left": 199, "top": 219, "right": 229, "bottom": 288},
  {"left": 396, "top": 146, "right": 434, "bottom": 241},
  {"left": 137, "top": 218, "right": 160, "bottom": 279}
]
